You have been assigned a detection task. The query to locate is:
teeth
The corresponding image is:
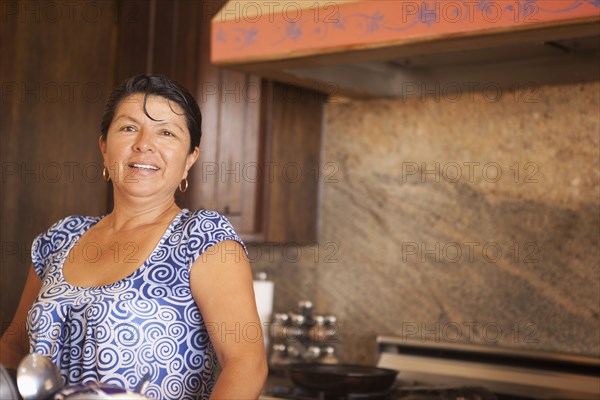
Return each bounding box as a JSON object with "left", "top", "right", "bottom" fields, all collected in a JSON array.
[{"left": 129, "top": 163, "right": 159, "bottom": 171}]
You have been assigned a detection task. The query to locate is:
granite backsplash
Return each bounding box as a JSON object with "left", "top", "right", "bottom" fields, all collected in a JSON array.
[{"left": 251, "top": 81, "right": 600, "bottom": 364}]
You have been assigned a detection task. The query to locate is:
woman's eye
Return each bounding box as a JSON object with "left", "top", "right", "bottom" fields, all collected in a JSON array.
[
  {"left": 121, "top": 126, "right": 136, "bottom": 132},
  {"left": 162, "top": 130, "right": 175, "bottom": 137}
]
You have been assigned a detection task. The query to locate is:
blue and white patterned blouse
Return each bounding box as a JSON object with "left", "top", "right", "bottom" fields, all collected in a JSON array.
[{"left": 27, "top": 209, "right": 245, "bottom": 400}]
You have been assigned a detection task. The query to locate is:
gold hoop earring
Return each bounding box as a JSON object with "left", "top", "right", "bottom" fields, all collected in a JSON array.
[
  {"left": 102, "top": 166, "right": 111, "bottom": 182},
  {"left": 179, "top": 178, "right": 189, "bottom": 193}
]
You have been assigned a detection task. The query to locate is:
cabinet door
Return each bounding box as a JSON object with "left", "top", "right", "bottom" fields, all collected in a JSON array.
[
  {"left": 261, "top": 82, "right": 325, "bottom": 244},
  {"left": 215, "top": 71, "right": 262, "bottom": 234},
  {"left": 190, "top": 77, "right": 324, "bottom": 244}
]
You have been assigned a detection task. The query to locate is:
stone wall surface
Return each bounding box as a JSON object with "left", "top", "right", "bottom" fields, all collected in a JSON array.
[{"left": 252, "top": 81, "right": 600, "bottom": 364}]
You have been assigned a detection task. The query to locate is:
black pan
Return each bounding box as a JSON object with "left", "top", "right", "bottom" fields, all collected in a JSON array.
[{"left": 286, "top": 363, "right": 398, "bottom": 394}]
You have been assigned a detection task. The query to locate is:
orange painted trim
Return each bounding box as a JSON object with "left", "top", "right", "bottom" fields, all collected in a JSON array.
[{"left": 211, "top": 0, "right": 600, "bottom": 64}]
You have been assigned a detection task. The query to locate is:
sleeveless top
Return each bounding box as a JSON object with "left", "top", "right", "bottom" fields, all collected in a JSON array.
[{"left": 27, "top": 209, "right": 246, "bottom": 400}]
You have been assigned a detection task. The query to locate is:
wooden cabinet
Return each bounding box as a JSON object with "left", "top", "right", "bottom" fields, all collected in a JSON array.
[
  {"left": 190, "top": 74, "right": 325, "bottom": 244},
  {"left": 188, "top": 69, "right": 263, "bottom": 238},
  {"left": 256, "top": 82, "right": 325, "bottom": 244}
]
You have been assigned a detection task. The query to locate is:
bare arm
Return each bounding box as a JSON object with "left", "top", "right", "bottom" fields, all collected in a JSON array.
[
  {"left": 0, "top": 265, "right": 42, "bottom": 369},
  {"left": 190, "top": 240, "right": 268, "bottom": 400}
]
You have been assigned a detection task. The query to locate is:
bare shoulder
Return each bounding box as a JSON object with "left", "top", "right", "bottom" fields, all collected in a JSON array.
[
  {"left": 191, "top": 240, "right": 249, "bottom": 272},
  {"left": 189, "top": 240, "right": 254, "bottom": 309}
]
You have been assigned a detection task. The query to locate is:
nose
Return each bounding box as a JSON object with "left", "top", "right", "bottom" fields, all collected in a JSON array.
[{"left": 133, "top": 129, "right": 155, "bottom": 152}]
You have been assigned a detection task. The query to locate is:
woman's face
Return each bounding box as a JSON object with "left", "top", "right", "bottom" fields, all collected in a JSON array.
[{"left": 100, "top": 93, "right": 199, "bottom": 200}]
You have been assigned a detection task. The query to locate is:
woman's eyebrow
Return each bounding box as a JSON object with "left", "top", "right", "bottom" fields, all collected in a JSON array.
[
  {"left": 155, "top": 120, "right": 185, "bottom": 133},
  {"left": 113, "top": 115, "right": 142, "bottom": 125},
  {"left": 113, "top": 115, "right": 184, "bottom": 133}
]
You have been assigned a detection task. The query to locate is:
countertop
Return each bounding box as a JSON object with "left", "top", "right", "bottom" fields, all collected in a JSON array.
[{"left": 259, "top": 372, "right": 293, "bottom": 400}]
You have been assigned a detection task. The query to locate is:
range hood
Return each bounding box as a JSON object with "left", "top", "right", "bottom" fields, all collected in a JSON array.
[{"left": 211, "top": 0, "right": 600, "bottom": 98}]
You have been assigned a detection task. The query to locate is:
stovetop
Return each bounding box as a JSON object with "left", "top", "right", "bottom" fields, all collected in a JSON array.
[
  {"left": 261, "top": 384, "right": 502, "bottom": 400},
  {"left": 261, "top": 336, "right": 600, "bottom": 400}
]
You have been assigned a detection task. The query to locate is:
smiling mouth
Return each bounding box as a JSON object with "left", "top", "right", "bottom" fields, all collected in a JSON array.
[{"left": 128, "top": 163, "right": 160, "bottom": 171}]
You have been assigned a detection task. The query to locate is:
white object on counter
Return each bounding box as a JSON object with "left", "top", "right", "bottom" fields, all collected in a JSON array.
[{"left": 253, "top": 275, "right": 274, "bottom": 350}]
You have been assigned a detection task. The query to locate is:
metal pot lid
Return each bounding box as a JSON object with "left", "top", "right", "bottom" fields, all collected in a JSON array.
[{"left": 54, "top": 382, "right": 150, "bottom": 399}]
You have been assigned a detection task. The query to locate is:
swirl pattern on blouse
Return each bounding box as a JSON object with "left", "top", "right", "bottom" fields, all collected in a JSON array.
[{"left": 27, "top": 209, "right": 246, "bottom": 400}]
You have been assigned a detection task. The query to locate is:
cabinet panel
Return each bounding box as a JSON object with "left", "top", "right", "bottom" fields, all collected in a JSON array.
[
  {"left": 193, "top": 70, "right": 262, "bottom": 235},
  {"left": 189, "top": 76, "right": 324, "bottom": 243},
  {"left": 217, "top": 69, "right": 247, "bottom": 216},
  {"left": 262, "top": 83, "right": 325, "bottom": 243},
  {"left": 239, "top": 75, "right": 263, "bottom": 234}
]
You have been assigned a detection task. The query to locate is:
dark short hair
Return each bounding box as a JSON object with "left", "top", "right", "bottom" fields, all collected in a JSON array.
[{"left": 100, "top": 75, "right": 201, "bottom": 153}]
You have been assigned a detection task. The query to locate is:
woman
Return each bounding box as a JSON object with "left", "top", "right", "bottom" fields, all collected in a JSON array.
[{"left": 0, "top": 75, "right": 268, "bottom": 399}]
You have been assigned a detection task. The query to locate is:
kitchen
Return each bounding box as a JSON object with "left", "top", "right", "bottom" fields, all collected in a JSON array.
[{"left": 1, "top": 0, "right": 599, "bottom": 399}]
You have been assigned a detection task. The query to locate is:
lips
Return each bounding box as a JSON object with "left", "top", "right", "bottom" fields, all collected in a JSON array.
[{"left": 127, "top": 162, "right": 160, "bottom": 171}]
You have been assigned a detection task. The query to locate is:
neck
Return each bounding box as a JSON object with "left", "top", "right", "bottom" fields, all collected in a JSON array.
[{"left": 107, "top": 194, "right": 181, "bottom": 231}]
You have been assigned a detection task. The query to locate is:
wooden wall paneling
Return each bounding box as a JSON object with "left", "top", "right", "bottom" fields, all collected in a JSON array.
[
  {"left": 171, "top": 1, "right": 203, "bottom": 209},
  {"left": 0, "top": 1, "right": 25, "bottom": 331},
  {"left": 188, "top": 0, "right": 227, "bottom": 213},
  {"left": 115, "top": 0, "right": 151, "bottom": 80},
  {"left": 173, "top": 1, "right": 202, "bottom": 95},
  {"left": 0, "top": 0, "right": 117, "bottom": 331},
  {"left": 148, "top": 0, "right": 177, "bottom": 76}
]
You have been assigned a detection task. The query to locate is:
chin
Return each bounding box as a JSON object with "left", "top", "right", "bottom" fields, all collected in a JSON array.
[{"left": 115, "top": 184, "right": 161, "bottom": 199}]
